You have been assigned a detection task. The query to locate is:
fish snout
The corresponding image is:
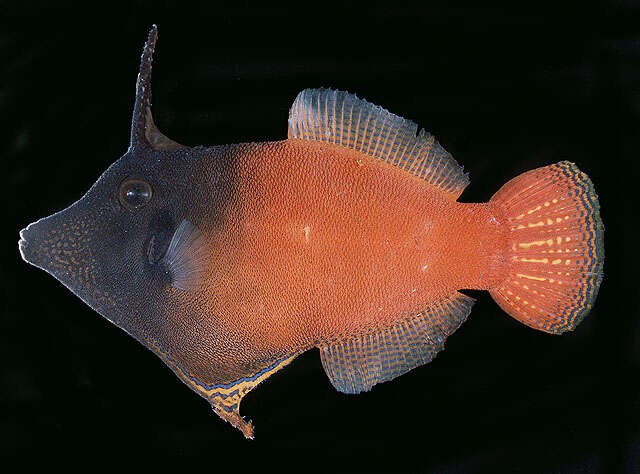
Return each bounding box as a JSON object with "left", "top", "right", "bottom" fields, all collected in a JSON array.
[
  {"left": 19, "top": 201, "right": 134, "bottom": 320},
  {"left": 18, "top": 211, "right": 97, "bottom": 291},
  {"left": 18, "top": 220, "right": 47, "bottom": 267},
  {"left": 18, "top": 226, "right": 30, "bottom": 261}
]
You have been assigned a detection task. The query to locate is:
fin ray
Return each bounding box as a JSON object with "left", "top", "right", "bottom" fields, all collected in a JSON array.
[
  {"left": 288, "top": 88, "right": 470, "bottom": 200},
  {"left": 490, "top": 161, "right": 604, "bottom": 333},
  {"left": 130, "top": 26, "right": 187, "bottom": 151},
  {"left": 161, "top": 220, "right": 208, "bottom": 291},
  {"left": 319, "top": 292, "right": 474, "bottom": 394}
]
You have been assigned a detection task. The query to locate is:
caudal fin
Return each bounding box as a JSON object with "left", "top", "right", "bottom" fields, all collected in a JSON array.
[{"left": 490, "top": 161, "right": 604, "bottom": 334}]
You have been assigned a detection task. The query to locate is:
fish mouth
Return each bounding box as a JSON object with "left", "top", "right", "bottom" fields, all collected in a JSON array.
[
  {"left": 18, "top": 214, "right": 77, "bottom": 273},
  {"left": 18, "top": 235, "right": 27, "bottom": 259},
  {"left": 18, "top": 219, "right": 57, "bottom": 272},
  {"left": 18, "top": 223, "right": 36, "bottom": 264}
]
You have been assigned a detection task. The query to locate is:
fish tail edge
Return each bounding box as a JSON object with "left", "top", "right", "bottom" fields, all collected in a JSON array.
[{"left": 489, "top": 161, "right": 604, "bottom": 334}]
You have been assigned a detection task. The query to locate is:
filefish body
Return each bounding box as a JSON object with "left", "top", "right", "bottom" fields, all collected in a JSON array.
[{"left": 18, "top": 27, "right": 604, "bottom": 438}]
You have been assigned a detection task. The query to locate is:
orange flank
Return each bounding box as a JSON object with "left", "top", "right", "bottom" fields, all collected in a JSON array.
[
  {"left": 171, "top": 89, "right": 602, "bottom": 433},
  {"left": 199, "top": 139, "right": 508, "bottom": 352}
]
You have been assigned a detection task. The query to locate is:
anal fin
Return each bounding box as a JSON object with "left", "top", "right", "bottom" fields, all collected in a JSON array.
[{"left": 319, "top": 292, "right": 474, "bottom": 394}]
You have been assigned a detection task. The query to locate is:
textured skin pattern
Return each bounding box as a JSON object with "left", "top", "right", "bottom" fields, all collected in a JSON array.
[
  {"left": 490, "top": 161, "right": 604, "bottom": 333},
  {"left": 143, "top": 333, "right": 297, "bottom": 439},
  {"left": 183, "top": 139, "right": 508, "bottom": 366},
  {"left": 319, "top": 292, "right": 474, "bottom": 394},
  {"left": 19, "top": 27, "right": 604, "bottom": 438},
  {"left": 289, "top": 88, "right": 470, "bottom": 199}
]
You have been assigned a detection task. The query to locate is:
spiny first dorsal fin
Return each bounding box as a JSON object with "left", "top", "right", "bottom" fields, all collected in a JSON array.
[
  {"left": 130, "top": 25, "right": 187, "bottom": 152},
  {"left": 319, "top": 291, "right": 474, "bottom": 394},
  {"left": 288, "top": 88, "right": 469, "bottom": 200},
  {"left": 144, "top": 107, "right": 186, "bottom": 151}
]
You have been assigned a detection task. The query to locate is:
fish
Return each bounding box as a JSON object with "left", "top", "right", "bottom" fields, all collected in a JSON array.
[{"left": 18, "top": 26, "right": 604, "bottom": 439}]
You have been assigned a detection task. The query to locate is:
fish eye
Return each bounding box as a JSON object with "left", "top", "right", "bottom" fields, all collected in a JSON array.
[{"left": 118, "top": 179, "right": 153, "bottom": 210}]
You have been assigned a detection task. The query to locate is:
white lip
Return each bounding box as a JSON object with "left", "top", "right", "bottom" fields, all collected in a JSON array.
[
  {"left": 18, "top": 235, "right": 28, "bottom": 261},
  {"left": 18, "top": 224, "right": 34, "bottom": 261}
]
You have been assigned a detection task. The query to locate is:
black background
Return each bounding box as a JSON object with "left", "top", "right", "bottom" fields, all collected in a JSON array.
[{"left": 2, "top": 1, "right": 638, "bottom": 472}]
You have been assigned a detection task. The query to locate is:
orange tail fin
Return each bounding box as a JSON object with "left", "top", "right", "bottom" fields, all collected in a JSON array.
[{"left": 490, "top": 161, "right": 604, "bottom": 334}]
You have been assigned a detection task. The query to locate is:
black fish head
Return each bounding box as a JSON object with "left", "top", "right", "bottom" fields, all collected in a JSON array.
[
  {"left": 18, "top": 26, "right": 218, "bottom": 339},
  {"left": 18, "top": 26, "right": 280, "bottom": 440},
  {"left": 19, "top": 148, "right": 194, "bottom": 328}
]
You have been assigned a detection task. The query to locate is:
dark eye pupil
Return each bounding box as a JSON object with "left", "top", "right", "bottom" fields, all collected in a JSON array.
[{"left": 119, "top": 179, "right": 152, "bottom": 209}]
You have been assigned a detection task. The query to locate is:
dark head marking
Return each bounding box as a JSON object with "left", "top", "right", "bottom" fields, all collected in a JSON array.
[
  {"left": 18, "top": 25, "right": 212, "bottom": 337},
  {"left": 18, "top": 25, "right": 261, "bottom": 438}
]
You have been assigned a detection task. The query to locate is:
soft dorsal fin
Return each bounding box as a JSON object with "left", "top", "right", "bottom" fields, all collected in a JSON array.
[
  {"left": 130, "top": 25, "right": 187, "bottom": 152},
  {"left": 319, "top": 292, "right": 474, "bottom": 394},
  {"left": 288, "top": 88, "right": 469, "bottom": 200}
]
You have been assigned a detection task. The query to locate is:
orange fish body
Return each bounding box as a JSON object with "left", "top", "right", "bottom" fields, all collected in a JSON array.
[
  {"left": 19, "top": 27, "right": 604, "bottom": 438},
  {"left": 164, "top": 113, "right": 602, "bottom": 436},
  {"left": 201, "top": 139, "right": 506, "bottom": 352}
]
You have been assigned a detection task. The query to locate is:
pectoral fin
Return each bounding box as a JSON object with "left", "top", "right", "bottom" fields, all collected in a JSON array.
[{"left": 161, "top": 219, "right": 208, "bottom": 291}]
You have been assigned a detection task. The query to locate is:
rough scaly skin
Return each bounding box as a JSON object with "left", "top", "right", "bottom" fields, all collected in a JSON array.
[{"left": 166, "top": 139, "right": 509, "bottom": 386}]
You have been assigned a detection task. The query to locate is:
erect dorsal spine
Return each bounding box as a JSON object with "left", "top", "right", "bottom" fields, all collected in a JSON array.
[{"left": 130, "top": 25, "right": 186, "bottom": 152}]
